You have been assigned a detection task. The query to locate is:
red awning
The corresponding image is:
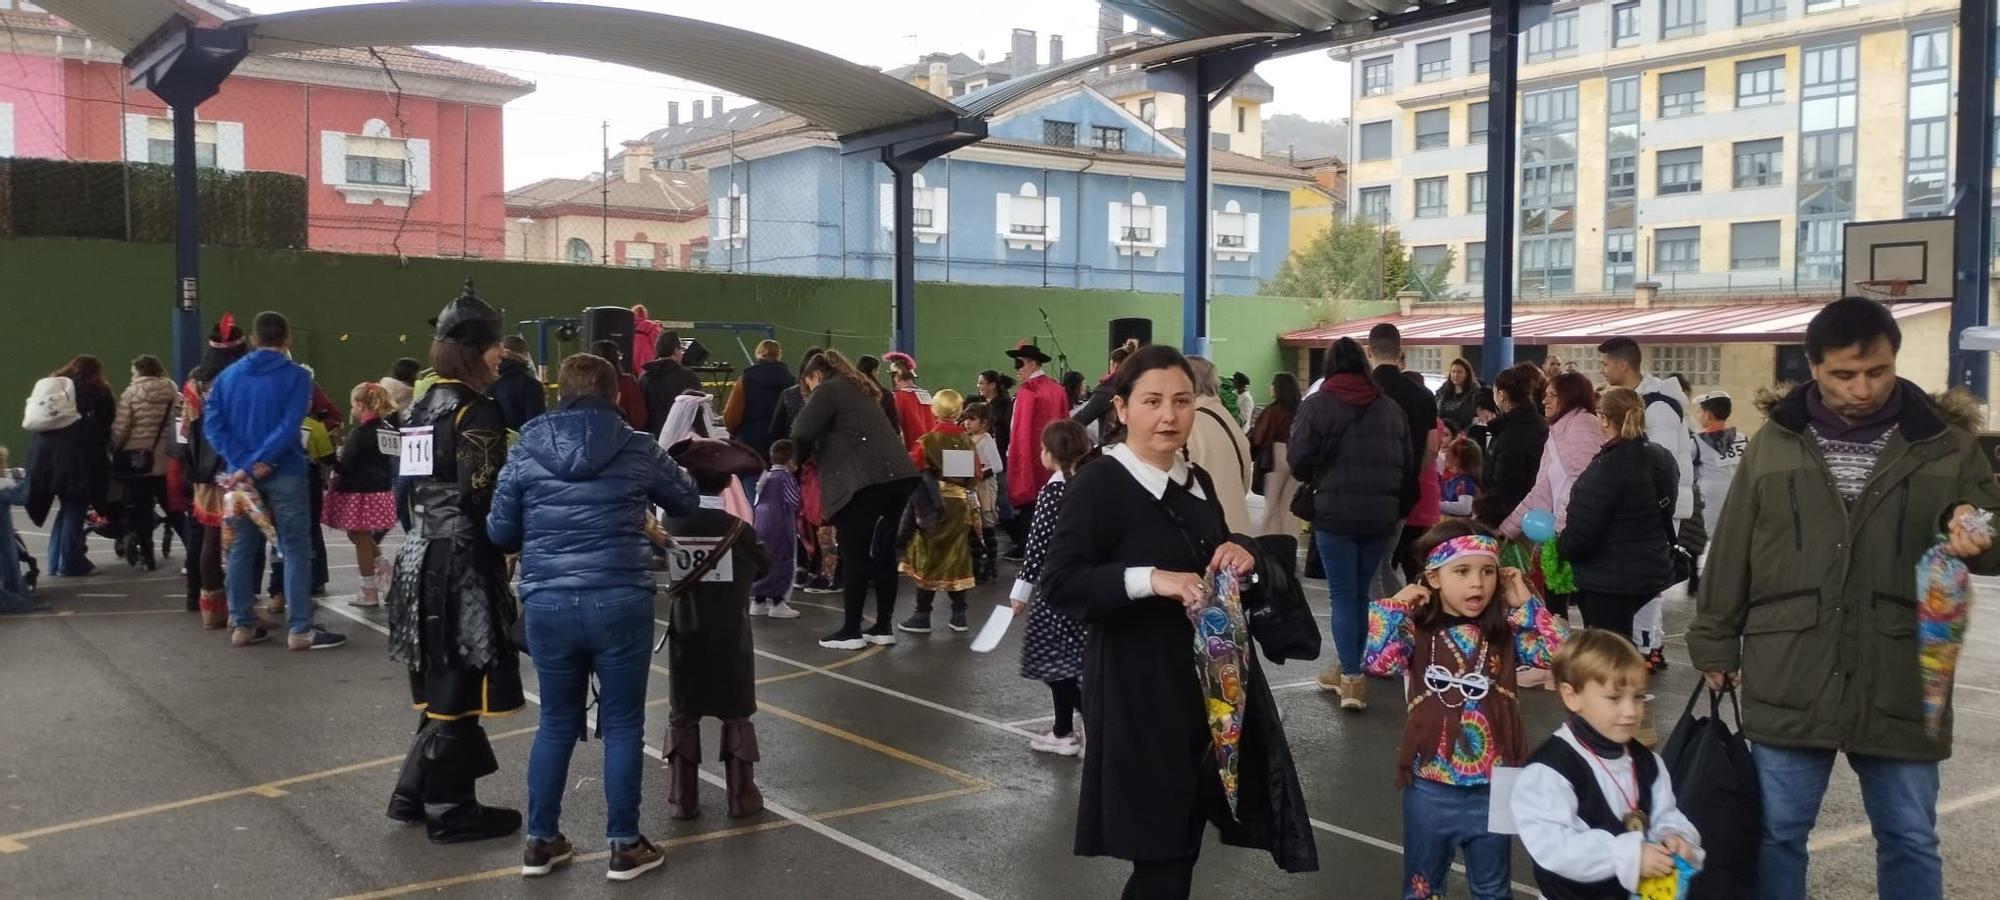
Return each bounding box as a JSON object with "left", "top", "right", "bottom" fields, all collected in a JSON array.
[{"left": 1279, "top": 302, "right": 1951, "bottom": 348}]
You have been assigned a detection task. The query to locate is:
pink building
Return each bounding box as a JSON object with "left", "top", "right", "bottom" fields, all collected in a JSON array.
[{"left": 0, "top": 0, "right": 533, "bottom": 257}]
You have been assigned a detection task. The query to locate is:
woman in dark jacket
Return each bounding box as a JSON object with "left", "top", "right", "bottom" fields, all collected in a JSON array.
[
  {"left": 1555, "top": 386, "right": 1678, "bottom": 640},
  {"left": 791, "top": 349, "right": 920, "bottom": 650},
  {"left": 976, "top": 369, "right": 1016, "bottom": 458},
  {"left": 1434, "top": 357, "right": 1481, "bottom": 433},
  {"left": 1479, "top": 363, "right": 1549, "bottom": 525},
  {"left": 1070, "top": 341, "right": 1139, "bottom": 443},
  {"left": 29, "top": 354, "right": 117, "bottom": 577},
  {"left": 722, "top": 339, "right": 795, "bottom": 464},
  {"left": 1288, "top": 337, "right": 1413, "bottom": 711},
  {"left": 486, "top": 337, "right": 546, "bottom": 432},
  {"left": 1041, "top": 344, "right": 1316, "bottom": 898}
]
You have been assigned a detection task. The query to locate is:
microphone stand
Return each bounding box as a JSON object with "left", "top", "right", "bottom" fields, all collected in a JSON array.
[{"left": 1037, "top": 306, "right": 1071, "bottom": 380}]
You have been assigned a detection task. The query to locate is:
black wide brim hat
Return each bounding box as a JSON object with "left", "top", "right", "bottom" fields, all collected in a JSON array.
[
  {"left": 431, "top": 278, "right": 504, "bottom": 348},
  {"left": 1005, "top": 342, "right": 1052, "bottom": 364},
  {"left": 671, "top": 437, "right": 765, "bottom": 479}
]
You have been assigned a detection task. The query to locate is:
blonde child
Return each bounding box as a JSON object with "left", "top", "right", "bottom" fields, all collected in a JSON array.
[
  {"left": 749, "top": 440, "right": 802, "bottom": 619},
  {"left": 896, "top": 389, "right": 978, "bottom": 634},
  {"left": 961, "top": 402, "right": 1004, "bottom": 582},
  {"left": 1010, "top": 419, "right": 1092, "bottom": 756},
  {"left": 1364, "top": 520, "right": 1569, "bottom": 900},
  {"left": 1513, "top": 630, "right": 1702, "bottom": 898},
  {"left": 323, "top": 383, "right": 400, "bottom": 606}
]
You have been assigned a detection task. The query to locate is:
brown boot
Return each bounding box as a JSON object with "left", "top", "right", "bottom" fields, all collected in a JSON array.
[
  {"left": 720, "top": 718, "right": 764, "bottom": 818},
  {"left": 199, "top": 590, "right": 227, "bottom": 630},
  {"left": 1316, "top": 660, "right": 1343, "bottom": 693},
  {"left": 665, "top": 715, "right": 701, "bottom": 821},
  {"left": 1339, "top": 675, "right": 1368, "bottom": 712}
]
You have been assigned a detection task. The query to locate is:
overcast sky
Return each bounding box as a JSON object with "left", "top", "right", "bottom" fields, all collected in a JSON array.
[{"left": 241, "top": 0, "right": 1352, "bottom": 187}]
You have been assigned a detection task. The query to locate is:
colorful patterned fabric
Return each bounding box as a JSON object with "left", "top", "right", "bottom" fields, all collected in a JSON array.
[
  {"left": 1808, "top": 425, "right": 1894, "bottom": 504},
  {"left": 1190, "top": 570, "right": 1251, "bottom": 814},
  {"left": 1425, "top": 534, "right": 1500, "bottom": 570},
  {"left": 1919, "top": 510, "right": 1993, "bottom": 735}
]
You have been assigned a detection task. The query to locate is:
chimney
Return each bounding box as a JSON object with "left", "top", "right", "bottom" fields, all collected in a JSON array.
[
  {"left": 926, "top": 53, "right": 952, "bottom": 98},
  {"left": 711, "top": 95, "right": 725, "bottom": 118},
  {"left": 692, "top": 99, "right": 705, "bottom": 121},
  {"left": 1049, "top": 34, "right": 1064, "bottom": 65},
  {"left": 1011, "top": 28, "right": 1036, "bottom": 71},
  {"left": 668, "top": 101, "right": 680, "bottom": 126},
  {"left": 620, "top": 140, "right": 647, "bottom": 184},
  {"left": 1097, "top": 3, "right": 1122, "bottom": 49}
]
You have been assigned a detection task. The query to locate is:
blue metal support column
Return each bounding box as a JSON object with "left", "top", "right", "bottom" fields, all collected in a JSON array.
[
  {"left": 126, "top": 21, "right": 247, "bottom": 383},
  {"left": 1181, "top": 60, "right": 1212, "bottom": 355},
  {"left": 841, "top": 115, "right": 985, "bottom": 356},
  {"left": 887, "top": 156, "right": 921, "bottom": 355},
  {"left": 1951, "top": 0, "right": 1995, "bottom": 394},
  {"left": 1480, "top": 0, "right": 1521, "bottom": 381}
]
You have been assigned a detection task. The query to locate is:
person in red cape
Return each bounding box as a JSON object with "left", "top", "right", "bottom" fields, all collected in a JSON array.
[
  {"left": 1004, "top": 341, "right": 1068, "bottom": 557},
  {"left": 883, "top": 352, "right": 934, "bottom": 459}
]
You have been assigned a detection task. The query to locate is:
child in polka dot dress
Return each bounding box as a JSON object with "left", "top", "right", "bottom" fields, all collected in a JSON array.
[
  {"left": 1363, "top": 520, "right": 1568, "bottom": 900},
  {"left": 1009, "top": 419, "right": 1093, "bottom": 758}
]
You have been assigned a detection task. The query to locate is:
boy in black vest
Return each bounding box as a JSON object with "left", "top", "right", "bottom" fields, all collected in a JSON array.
[{"left": 1513, "top": 630, "right": 1703, "bottom": 898}]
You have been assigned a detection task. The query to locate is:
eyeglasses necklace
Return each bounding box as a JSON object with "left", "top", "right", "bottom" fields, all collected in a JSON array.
[{"left": 1422, "top": 631, "right": 1491, "bottom": 708}]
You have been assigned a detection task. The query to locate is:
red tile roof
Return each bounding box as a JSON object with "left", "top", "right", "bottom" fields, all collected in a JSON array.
[{"left": 1279, "top": 302, "right": 1952, "bottom": 347}]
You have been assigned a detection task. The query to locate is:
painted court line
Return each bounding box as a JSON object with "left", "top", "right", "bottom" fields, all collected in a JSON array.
[
  {"left": 1003, "top": 678, "right": 1324, "bottom": 729},
  {"left": 1809, "top": 783, "right": 2000, "bottom": 852}
]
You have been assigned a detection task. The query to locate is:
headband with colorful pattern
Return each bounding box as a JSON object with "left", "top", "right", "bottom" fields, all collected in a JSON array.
[{"left": 1425, "top": 534, "right": 1501, "bottom": 570}]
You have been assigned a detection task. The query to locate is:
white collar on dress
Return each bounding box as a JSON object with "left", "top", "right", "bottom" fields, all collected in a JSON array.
[{"left": 1106, "top": 442, "right": 1204, "bottom": 500}]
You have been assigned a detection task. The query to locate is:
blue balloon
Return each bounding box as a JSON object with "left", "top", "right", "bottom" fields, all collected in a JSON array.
[{"left": 1522, "top": 509, "right": 1557, "bottom": 544}]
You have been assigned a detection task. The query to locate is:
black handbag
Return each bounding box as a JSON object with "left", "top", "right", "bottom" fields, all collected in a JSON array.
[
  {"left": 113, "top": 417, "right": 169, "bottom": 479},
  {"left": 1660, "top": 684, "right": 1761, "bottom": 899}
]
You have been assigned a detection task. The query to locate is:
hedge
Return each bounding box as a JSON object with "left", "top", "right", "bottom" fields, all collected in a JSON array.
[{"left": 0, "top": 158, "right": 306, "bottom": 248}]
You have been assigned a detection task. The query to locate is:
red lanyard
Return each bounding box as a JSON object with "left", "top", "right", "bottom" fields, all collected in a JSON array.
[{"left": 1582, "top": 737, "right": 1647, "bottom": 833}]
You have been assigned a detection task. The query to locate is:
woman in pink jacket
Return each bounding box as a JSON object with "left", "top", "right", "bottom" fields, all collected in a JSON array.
[{"left": 1499, "top": 371, "right": 1599, "bottom": 618}]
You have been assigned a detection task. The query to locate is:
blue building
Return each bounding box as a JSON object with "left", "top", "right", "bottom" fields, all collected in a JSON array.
[{"left": 672, "top": 84, "right": 1306, "bottom": 296}]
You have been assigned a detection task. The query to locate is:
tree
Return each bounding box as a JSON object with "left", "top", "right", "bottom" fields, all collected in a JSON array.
[{"left": 1262, "top": 218, "right": 1435, "bottom": 320}]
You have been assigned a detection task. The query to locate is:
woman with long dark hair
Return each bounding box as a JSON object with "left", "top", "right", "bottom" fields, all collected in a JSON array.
[
  {"left": 1247, "top": 372, "right": 1304, "bottom": 537},
  {"left": 1500, "top": 371, "right": 1600, "bottom": 617},
  {"left": 1435, "top": 357, "right": 1481, "bottom": 433},
  {"left": 791, "top": 349, "right": 921, "bottom": 650},
  {"left": 1480, "top": 363, "right": 1549, "bottom": 524},
  {"left": 1041, "top": 344, "right": 1315, "bottom": 897},
  {"left": 177, "top": 317, "right": 250, "bottom": 626},
  {"left": 385, "top": 283, "right": 526, "bottom": 844},
  {"left": 28, "top": 354, "right": 116, "bottom": 577},
  {"left": 976, "top": 369, "right": 1015, "bottom": 458}
]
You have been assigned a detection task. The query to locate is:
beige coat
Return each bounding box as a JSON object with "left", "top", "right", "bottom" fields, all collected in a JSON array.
[
  {"left": 111, "top": 375, "right": 178, "bottom": 476},
  {"left": 1186, "top": 394, "right": 1253, "bottom": 535}
]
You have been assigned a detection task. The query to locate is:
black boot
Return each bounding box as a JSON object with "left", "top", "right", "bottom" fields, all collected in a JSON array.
[
  {"left": 422, "top": 719, "right": 520, "bottom": 844},
  {"left": 720, "top": 718, "right": 764, "bottom": 818},
  {"left": 387, "top": 715, "right": 436, "bottom": 825},
  {"left": 665, "top": 713, "right": 702, "bottom": 820}
]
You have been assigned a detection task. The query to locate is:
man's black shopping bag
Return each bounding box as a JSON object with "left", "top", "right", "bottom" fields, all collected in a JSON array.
[{"left": 1660, "top": 684, "right": 1760, "bottom": 899}]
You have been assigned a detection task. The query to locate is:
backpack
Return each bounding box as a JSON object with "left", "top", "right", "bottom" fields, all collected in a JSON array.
[
  {"left": 1642, "top": 391, "right": 1685, "bottom": 422},
  {"left": 1661, "top": 685, "right": 1761, "bottom": 898},
  {"left": 23, "top": 377, "right": 79, "bottom": 433}
]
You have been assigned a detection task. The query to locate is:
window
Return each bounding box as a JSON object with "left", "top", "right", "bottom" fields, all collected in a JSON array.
[
  {"left": 0, "top": 102, "right": 11, "bottom": 157},
  {"left": 1733, "top": 138, "right": 1783, "bottom": 187},
  {"left": 1659, "top": 68, "right": 1705, "bottom": 118},
  {"left": 622, "top": 242, "right": 655, "bottom": 269},
  {"left": 878, "top": 173, "right": 949, "bottom": 242},
  {"left": 1806, "top": 0, "right": 1857, "bottom": 12},
  {"left": 1731, "top": 221, "right": 1781, "bottom": 269},
  {"left": 146, "top": 126, "right": 218, "bottom": 169},
  {"left": 1609, "top": 77, "right": 1640, "bottom": 118},
  {"left": 1735, "top": 57, "right": 1784, "bottom": 108},
  {"left": 1469, "top": 101, "right": 1489, "bottom": 144},
  {"left": 567, "top": 238, "right": 592, "bottom": 264},
  {"left": 1520, "top": 85, "right": 1578, "bottom": 295},
  {"left": 1466, "top": 242, "right": 1486, "bottom": 281},
  {"left": 724, "top": 184, "right": 748, "bottom": 246},
  {"left": 1361, "top": 57, "right": 1394, "bottom": 96},
  {"left": 1410, "top": 246, "right": 1450, "bottom": 295},
  {"left": 1043, "top": 120, "right": 1078, "bottom": 148},
  {"left": 999, "top": 181, "right": 1061, "bottom": 249},
  {"left": 1655, "top": 226, "right": 1701, "bottom": 273},
  {"left": 1404, "top": 346, "right": 1446, "bottom": 373},
  {"left": 1662, "top": 0, "right": 1705, "bottom": 38},
  {"left": 1415, "top": 177, "right": 1448, "bottom": 218},
  {"left": 1605, "top": 230, "right": 1636, "bottom": 290},
  {"left": 1906, "top": 30, "right": 1951, "bottom": 216},
  {"left": 1470, "top": 171, "right": 1488, "bottom": 213},
  {"left": 1649, "top": 345, "right": 1722, "bottom": 384},
  {"left": 1470, "top": 30, "right": 1490, "bottom": 73},
  {"left": 1090, "top": 125, "right": 1125, "bottom": 152},
  {"left": 1613, "top": 2, "right": 1641, "bottom": 46},
  {"left": 1798, "top": 42, "right": 1858, "bottom": 283},
  {"left": 1109, "top": 191, "right": 1165, "bottom": 255},
  {"left": 314, "top": 118, "right": 427, "bottom": 206},
  {"left": 134, "top": 115, "right": 241, "bottom": 172},
  {"left": 1739, "top": 0, "right": 1782, "bottom": 25},
  {"left": 1525, "top": 10, "right": 1579, "bottom": 62},
  {"left": 1417, "top": 40, "right": 1451, "bottom": 82},
  {"left": 1658, "top": 147, "right": 1703, "bottom": 194},
  {"left": 1358, "top": 187, "right": 1391, "bottom": 224},
  {"left": 1415, "top": 109, "right": 1449, "bottom": 150},
  {"left": 1139, "top": 98, "right": 1156, "bottom": 124},
  {"left": 343, "top": 136, "right": 407, "bottom": 186},
  {"left": 1359, "top": 121, "right": 1392, "bottom": 161},
  {"left": 1236, "top": 107, "right": 1247, "bottom": 133},
  {"left": 1608, "top": 156, "right": 1638, "bottom": 194},
  {"left": 1521, "top": 236, "right": 1575, "bottom": 294},
  {"left": 1213, "top": 199, "right": 1260, "bottom": 259}
]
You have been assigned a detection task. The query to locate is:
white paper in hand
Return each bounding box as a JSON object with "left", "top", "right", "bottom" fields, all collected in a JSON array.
[
  {"left": 1486, "top": 766, "right": 1522, "bottom": 834},
  {"left": 941, "top": 448, "right": 975, "bottom": 479},
  {"left": 969, "top": 604, "right": 1015, "bottom": 653}
]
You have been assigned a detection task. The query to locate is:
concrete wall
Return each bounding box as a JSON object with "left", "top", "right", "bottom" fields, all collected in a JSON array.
[{"left": 0, "top": 237, "right": 1316, "bottom": 452}]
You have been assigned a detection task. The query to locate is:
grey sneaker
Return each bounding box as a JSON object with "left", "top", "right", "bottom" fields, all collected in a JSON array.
[
  {"left": 521, "top": 834, "right": 573, "bottom": 877},
  {"left": 230, "top": 626, "right": 270, "bottom": 648},
  {"left": 606, "top": 836, "right": 665, "bottom": 881}
]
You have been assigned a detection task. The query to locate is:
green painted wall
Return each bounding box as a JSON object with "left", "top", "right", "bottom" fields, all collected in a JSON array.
[{"left": 0, "top": 238, "right": 1317, "bottom": 453}]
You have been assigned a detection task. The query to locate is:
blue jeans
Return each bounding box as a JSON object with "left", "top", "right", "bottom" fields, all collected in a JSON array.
[
  {"left": 1313, "top": 528, "right": 1391, "bottom": 673},
  {"left": 1402, "top": 778, "right": 1511, "bottom": 900},
  {"left": 48, "top": 498, "right": 92, "bottom": 576},
  {"left": 225, "top": 474, "right": 316, "bottom": 633},
  {"left": 524, "top": 589, "right": 655, "bottom": 843},
  {"left": 1756, "top": 743, "right": 1941, "bottom": 900}
]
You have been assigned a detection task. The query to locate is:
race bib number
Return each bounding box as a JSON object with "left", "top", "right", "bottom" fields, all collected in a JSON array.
[
  {"left": 376, "top": 429, "right": 401, "bottom": 457},
  {"left": 666, "top": 538, "right": 733, "bottom": 583},
  {"left": 399, "top": 426, "right": 435, "bottom": 477}
]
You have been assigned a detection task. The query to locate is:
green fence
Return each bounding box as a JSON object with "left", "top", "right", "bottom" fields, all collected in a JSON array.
[{"left": 0, "top": 237, "right": 1318, "bottom": 452}]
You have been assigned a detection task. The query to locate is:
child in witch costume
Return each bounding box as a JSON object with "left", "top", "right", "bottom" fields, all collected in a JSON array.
[
  {"left": 1364, "top": 520, "right": 1569, "bottom": 900},
  {"left": 385, "top": 282, "right": 529, "bottom": 844},
  {"left": 661, "top": 437, "right": 771, "bottom": 820},
  {"left": 895, "top": 389, "right": 979, "bottom": 634},
  {"left": 1513, "top": 630, "right": 1702, "bottom": 898}
]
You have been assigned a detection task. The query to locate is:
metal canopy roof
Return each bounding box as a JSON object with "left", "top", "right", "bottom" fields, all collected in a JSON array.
[
  {"left": 1279, "top": 302, "right": 1953, "bottom": 347},
  {"left": 1103, "top": 0, "right": 1474, "bottom": 39}
]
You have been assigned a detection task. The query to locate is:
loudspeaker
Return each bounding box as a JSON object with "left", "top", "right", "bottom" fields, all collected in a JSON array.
[
  {"left": 680, "top": 338, "right": 710, "bottom": 368},
  {"left": 583, "top": 306, "right": 636, "bottom": 370},
  {"left": 1108, "top": 317, "right": 1152, "bottom": 353}
]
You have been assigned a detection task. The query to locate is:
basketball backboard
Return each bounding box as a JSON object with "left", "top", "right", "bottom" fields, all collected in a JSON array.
[{"left": 1842, "top": 217, "right": 1955, "bottom": 302}]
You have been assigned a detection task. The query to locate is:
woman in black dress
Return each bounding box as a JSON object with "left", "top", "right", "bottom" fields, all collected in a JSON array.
[
  {"left": 385, "top": 283, "right": 527, "bottom": 844},
  {"left": 1040, "top": 345, "right": 1316, "bottom": 899}
]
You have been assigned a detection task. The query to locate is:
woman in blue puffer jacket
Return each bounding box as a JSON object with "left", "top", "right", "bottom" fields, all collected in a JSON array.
[{"left": 487, "top": 353, "right": 700, "bottom": 877}]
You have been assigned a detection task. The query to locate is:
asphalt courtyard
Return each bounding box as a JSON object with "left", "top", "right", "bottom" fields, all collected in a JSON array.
[{"left": 5, "top": 511, "right": 2000, "bottom": 898}]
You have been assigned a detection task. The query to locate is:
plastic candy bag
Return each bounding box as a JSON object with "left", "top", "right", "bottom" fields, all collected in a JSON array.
[
  {"left": 1917, "top": 509, "right": 1993, "bottom": 736},
  {"left": 1189, "top": 569, "right": 1251, "bottom": 816},
  {"left": 220, "top": 479, "right": 280, "bottom": 559}
]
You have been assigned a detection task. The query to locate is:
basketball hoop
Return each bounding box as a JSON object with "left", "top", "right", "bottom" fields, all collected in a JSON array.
[{"left": 1855, "top": 279, "right": 1911, "bottom": 302}]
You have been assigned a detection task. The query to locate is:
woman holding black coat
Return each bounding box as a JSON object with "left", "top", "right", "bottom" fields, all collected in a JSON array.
[
  {"left": 1554, "top": 386, "right": 1679, "bottom": 639},
  {"left": 1041, "top": 344, "right": 1316, "bottom": 899},
  {"left": 29, "top": 355, "right": 117, "bottom": 577},
  {"left": 1479, "top": 363, "right": 1549, "bottom": 523}
]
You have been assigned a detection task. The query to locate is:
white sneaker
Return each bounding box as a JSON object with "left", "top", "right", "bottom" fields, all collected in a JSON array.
[
  {"left": 1029, "top": 731, "right": 1082, "bottom": 757},
  {"left": 765, "top": 601, "right": 801, "bottom": 619},
  {"left": 748, "top": 599, "right": 769, "bottom": 617}
]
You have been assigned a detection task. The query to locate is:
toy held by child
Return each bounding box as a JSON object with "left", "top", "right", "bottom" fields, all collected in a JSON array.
[
  {"left": 1364, "top": 520, "right": 1569, "bottom": 900},
  {"left": 896, "top": 389, "right": 979, "bottom": 635},
  {"left": 749, "top": 440, "right": 802, "bottom": 619},
  {"left": 1011, "top": 419, "right": 1092, "bottom": 757},
  {"left": 1512, "top": 630, "right": 1703, "bottom": 899}
]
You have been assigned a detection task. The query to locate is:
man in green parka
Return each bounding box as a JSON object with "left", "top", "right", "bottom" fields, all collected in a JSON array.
[{"left": 1689, "top": 297, "right": 2000, "bottom": 900}]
